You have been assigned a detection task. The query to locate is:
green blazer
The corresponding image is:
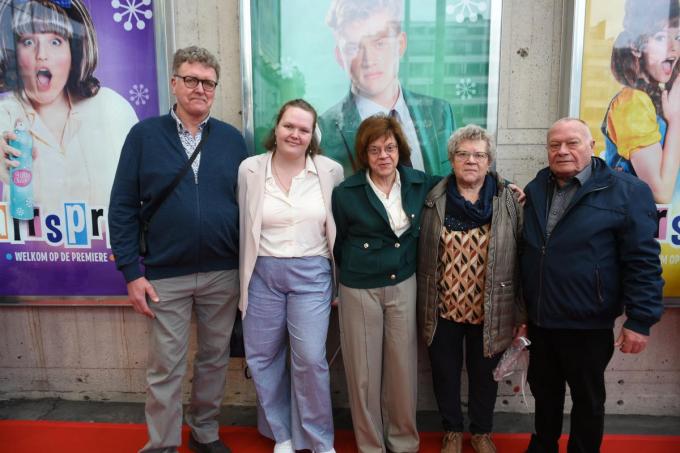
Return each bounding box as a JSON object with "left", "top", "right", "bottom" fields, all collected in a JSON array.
[
  {"left": 331, "top": 166, "right": 441, "bottom": 289},
  {"left": 318, "top": 88, "right": 456, "bottom": 177}
]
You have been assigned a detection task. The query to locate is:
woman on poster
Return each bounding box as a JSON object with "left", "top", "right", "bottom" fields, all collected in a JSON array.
[
  {"left": 602, "top": 0, "right": 680, "bottom": 204},
  {"left": 0, "top": 0, "right": 138, "bottom": 215}
]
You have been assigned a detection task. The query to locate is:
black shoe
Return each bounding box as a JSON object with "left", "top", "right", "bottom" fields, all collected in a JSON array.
[{"left": 188, "top": 433, "right": 232, "bottom": 453}]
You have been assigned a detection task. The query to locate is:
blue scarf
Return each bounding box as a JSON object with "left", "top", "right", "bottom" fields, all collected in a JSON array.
[{"left": 444, "top": 173, "right": 497, "bottom": 231}]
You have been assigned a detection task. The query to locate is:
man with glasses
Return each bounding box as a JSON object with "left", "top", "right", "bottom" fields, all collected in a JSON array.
[
  {"left": 109, "top": 46, "right": 248, "bottom": 453},
  {"left": 318, "top": 0, "right": 456, "bottom": 177}
]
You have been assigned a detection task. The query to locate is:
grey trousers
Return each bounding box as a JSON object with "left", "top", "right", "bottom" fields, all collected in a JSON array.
[
  {"left": 338, "top": 274, "right": 419, "bottom": 453},
  {"left": 139, "top": 270, "right": 239, "bottom": 453}
]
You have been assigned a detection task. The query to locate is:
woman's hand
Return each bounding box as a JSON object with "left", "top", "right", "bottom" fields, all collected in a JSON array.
[
  {"left": 1, "top": 130, "right": 37, "bottom": 185},
  {"left": 508, "top": 183, "right": 526, "bottom": 205},
  {"left": 662, "top": 79, "right": 680, "bottom": 125},
  {"left": 1, "top": 131, "right": 19, "bottom": 185}
]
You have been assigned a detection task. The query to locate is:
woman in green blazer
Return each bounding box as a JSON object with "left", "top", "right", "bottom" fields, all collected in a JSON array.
[{"left": 331, "top": 114, "right": 439, "bottom": 453}]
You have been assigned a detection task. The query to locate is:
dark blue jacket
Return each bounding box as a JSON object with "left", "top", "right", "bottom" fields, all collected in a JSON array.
[
  {"left": 520, "top": 157, "right": 663, "bottom": 335},
  {"left": 109, "top": 114, "right": 248, "bottom": 282}
]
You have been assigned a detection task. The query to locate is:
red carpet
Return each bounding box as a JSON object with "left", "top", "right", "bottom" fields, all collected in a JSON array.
[{"left": 1, "top": 420, "right": 678, "bottom": 453}]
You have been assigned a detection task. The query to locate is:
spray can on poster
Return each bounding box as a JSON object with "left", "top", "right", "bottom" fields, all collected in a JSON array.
[{"left": 9, "top": 119, "right": 34, "bottom": 220}]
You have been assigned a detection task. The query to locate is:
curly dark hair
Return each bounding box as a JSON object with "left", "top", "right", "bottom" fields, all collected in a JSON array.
[{"left": 610, "top": 0, "right": 680, "bottom": 114}]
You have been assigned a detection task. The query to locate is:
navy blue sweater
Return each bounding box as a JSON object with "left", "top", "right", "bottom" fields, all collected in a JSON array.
[{"left": 109, "top": 114, "right": 248, "bottom": 282}]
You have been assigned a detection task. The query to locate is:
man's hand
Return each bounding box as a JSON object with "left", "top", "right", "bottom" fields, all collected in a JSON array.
[
  {"left": 614, "top": 327, "right": 648, "bottom": 354},
  {"left": 513, "top": 323, "right": 528, "bottom": 340},
  {"left": 126, "top": 277, "right": 159, "bottom": 319}
]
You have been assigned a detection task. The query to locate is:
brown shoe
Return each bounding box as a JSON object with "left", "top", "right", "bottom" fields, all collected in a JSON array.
[
  {"left": 471, "top": 433, "right": 496, "bottom": 453},
  {"left": 441, "top": 431, "right": 462, "bottom": 453}
]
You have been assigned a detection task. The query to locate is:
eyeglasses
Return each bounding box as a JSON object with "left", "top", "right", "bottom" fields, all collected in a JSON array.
[
  {"left": 454, "top": 151, "right": 489, "bottom": 161},
  {"left": 367, "top": 144, "right": 398, "bottom": 156},
  {"left": 174, "top": 74, "right": 218, "bottom": 92}
]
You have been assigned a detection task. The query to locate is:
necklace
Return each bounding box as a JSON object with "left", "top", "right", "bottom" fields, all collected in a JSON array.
[{"left": 272, "top": 160, "right": 292, "bottom": 194}]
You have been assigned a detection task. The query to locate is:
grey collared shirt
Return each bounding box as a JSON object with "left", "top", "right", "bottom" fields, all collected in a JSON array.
[{"left": 546, "top": 163, "right": 592, "bottom": 236}]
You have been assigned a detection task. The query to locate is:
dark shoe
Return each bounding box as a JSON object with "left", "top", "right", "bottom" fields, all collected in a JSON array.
[
  {"left": 471, "top": 433, "right": 496, "bottom": 453},
  {"left": 441, "top": 431, "right": 462, "bottom": 453},
  {"left": 188, "top": 433, "right": 232, "bottom": 453}
]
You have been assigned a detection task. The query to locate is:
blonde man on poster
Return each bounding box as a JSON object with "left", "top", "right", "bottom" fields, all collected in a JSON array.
[{"left": 318, "top": 0, "right": 456, "bottom": 177}]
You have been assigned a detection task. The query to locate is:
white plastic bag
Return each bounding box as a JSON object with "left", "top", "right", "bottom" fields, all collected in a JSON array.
[{"left": 493, "top": 336, "right": 531, "bottom": 408}]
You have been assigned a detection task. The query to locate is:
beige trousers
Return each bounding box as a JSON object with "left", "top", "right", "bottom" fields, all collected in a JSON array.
[
  {"left": 139, "top": 270, "right": 239, "bottom": 453},
  {"left": 338, "top": 274, "right": 419, "bottom": 453}
]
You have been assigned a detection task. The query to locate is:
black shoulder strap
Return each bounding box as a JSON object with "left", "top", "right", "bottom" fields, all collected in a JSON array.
[{"left": 141, "top": 123, "right": 210, "bottom": 226}]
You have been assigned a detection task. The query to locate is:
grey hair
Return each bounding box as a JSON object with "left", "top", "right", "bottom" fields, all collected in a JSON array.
[
  {"left": 447, "top": 124, "right": 495, "bottom": 163},
  {"left": 172, "top": 46, "right": 220, "bottom": 80}
]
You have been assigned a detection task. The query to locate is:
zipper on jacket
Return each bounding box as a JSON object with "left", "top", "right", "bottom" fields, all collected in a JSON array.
[
  {"left": 535, "top": 180, "right": 610, "bottom": 326},
  {"left": 195, "top": 178, "right": 202, "bottom": 269},
  {"left": 536, "top": 243, "right": 546, "bottom": 327}
]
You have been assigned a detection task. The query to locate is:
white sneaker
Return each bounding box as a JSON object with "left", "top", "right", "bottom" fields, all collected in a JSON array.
[{"left": 274, "top": 439, "right": 294, "bottom": 453}]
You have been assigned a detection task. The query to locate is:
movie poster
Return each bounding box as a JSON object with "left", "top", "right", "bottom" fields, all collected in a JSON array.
[
  {"left": 0, "top": 0, "right": 160, "bottom": 298},
  {"left": 577, "top": 0, "right": 680, "bottom": 299},
  {"left": 242, "top": 0, "right": 500, "bottom": 177}
]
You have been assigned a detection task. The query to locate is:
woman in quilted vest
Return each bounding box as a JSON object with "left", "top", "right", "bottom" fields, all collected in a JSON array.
[{"left": 416, "top": 124, "right": 527, "bottom": 453}]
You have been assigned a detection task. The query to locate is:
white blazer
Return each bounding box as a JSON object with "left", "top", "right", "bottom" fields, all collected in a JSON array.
[{"left": 237, "top": 151, "right": 344, "bottom": 317}]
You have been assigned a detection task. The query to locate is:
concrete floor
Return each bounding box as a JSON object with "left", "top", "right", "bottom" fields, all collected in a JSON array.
[{"left": 1, "top": 399, "right": 679, "bottom": 436}]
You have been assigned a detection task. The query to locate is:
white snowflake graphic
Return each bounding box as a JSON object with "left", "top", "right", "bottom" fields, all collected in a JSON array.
[
  {"left": 279, "top": 57, "right": 298, "bottom": 79},
  {"left": 112, "top": 0, "right": 153, "bottom": 32},
  {"left": 447, "top": 0, "right": 488, "bottom": 23},
  {"left": 456, "top": 78, "right": 477, "bottom": 100},
  {"left": 129, "top": 83, "right": 150, "bottom": 105},
  {"left": 14, "top": 206, "right": 25, "bottom": 217}
]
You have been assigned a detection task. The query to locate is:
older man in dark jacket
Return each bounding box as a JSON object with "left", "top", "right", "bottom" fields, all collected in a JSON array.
[{"left": 520, "top": 118, "right": 664, "bottom": 453}]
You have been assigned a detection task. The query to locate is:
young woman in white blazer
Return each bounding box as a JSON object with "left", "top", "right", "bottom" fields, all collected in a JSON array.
[{"left": 238, "top": 99, "right": 343, "bottom": 453}]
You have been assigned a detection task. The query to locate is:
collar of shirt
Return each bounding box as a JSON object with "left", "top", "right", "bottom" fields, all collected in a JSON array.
[
  {"left": 365, "top": 168, "right": 402, "bottom": 200},
  {"left": 550, "top": 161, "right": 593, "bottom": 190},
  {"left": 18, "top": 91, "right": 77, "bottom": 148},
  {"left": 355, "top": 84, "right": 408, "bottom": 120},
  {"left": 265, "top": 154, "right": 318, "bottom": 182},
  {"left": 170, "top": 104, "right": 209, "bottom": 135}
]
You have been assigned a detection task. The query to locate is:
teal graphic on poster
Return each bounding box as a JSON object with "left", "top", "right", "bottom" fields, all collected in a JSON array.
[{"left": 246, "top": 0, "right": 496, "bottom": 177}]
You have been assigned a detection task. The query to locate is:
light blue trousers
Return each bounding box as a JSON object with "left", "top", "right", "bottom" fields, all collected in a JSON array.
[{"left": 243, "top": 256, "right": 334, "bottom": 452}]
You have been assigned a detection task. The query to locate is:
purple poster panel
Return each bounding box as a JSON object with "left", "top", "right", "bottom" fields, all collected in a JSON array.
[{"left": 0, "top": 0, "right": 159, "bottom": 298}]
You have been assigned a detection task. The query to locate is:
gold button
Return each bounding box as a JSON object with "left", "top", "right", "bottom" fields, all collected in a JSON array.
[
  {"left": 363, "top": 243, "right": 369, "bottom": 248},
  {"left": 394, "top": 243, "right": 400, "bottom": 248},
  {"left": 390, "top": 274, "right": 396, "bottom": 280}
]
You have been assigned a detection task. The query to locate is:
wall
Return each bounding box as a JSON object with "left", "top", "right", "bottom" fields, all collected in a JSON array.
[{"left": 1, "top": 0, "right": 679, "bottom": 416}]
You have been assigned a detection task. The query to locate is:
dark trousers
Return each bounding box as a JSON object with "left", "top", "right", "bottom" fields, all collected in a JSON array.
[
  {"left": 428, "top": 317, "right": 501, "bottom": 434},
  {"left": 527, "top": 325, "right": 614, "bottom": 453}
]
